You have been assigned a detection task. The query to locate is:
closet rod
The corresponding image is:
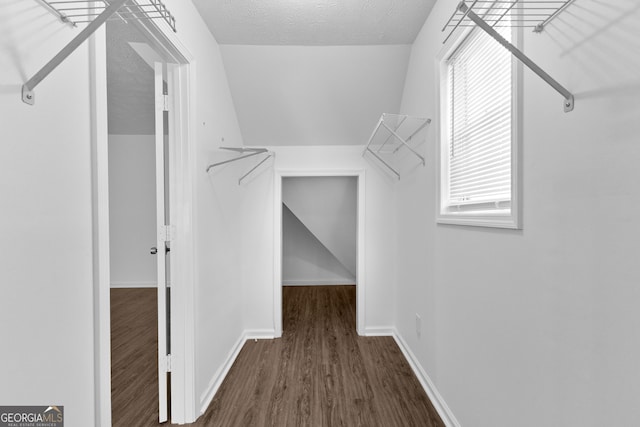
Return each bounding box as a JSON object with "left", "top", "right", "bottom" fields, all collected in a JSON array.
[
  {"left": 534, "top": 0, "right": 577, "bottom": 33},
  {"left": 380, "top": 122, "right": 425, "bottom": 165},
  {"left": 364, "top": 148, "right": 400, "bottom": 180},
  {"left": 239, "top": 155, "right": 272, "bottom": 184},
  {"left": 392, "top": 119, "right": 431, "bottom": 154},
  {"left": 206, "top": 147, "right": 274, "bottom": 184},
  {"left": 37, "top": 0, "right": 76, "bottom": 26},
  {"left": 22, "top": 0, "right": 129, "bottom": 105},
  {"left": 458, "top": 1, "right": 574, "bottom": 112},
  {"left": 205, "top": 149, "right": 267, "bottom": 173},
  {"left": 362, "top": 114, "right": 430, "bottom": 180},
  {"left": 377, "top": 116, "right": 407, "bottom": 153}
]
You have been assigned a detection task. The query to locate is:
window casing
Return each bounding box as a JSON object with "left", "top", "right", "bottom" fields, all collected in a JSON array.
[{"left": 437, "top": 23, "right": 522, "bottom": 229}]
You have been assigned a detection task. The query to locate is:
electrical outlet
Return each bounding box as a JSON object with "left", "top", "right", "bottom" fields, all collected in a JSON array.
[{"left": 415, "top": 314, "right": 422, "bottom": 338}]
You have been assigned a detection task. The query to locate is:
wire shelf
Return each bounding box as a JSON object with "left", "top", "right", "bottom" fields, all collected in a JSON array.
[
  {"left": 441, "top": 0, "right": 576, "bottom": 112},
  {"left": 40, "top": 0, "right": 176, "bottom": 32},
  {"left": 443, "top": 0, "right": 575, "bottom": 42},
  {"left": 363, "top": 114, "right": 431, "bottom": 180}
]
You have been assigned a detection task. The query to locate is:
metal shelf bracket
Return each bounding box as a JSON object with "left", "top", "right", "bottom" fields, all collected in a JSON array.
[
  {"left": 444, "top": 1, "right": 576, "bottom": 113},
  {"left": 363, "top": 114, "right": 431, "bottom": 180},
  {"left": 533, "top": 0, "right": 577, "bottom": 33},
  {"left": 206, "top": 147, "right": 275, "bottom": 185},
  {"left": 23, "top": 0, "right": 177, "bottom": 105}
]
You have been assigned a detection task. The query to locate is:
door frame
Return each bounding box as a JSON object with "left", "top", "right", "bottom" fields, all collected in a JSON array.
[
  {"left": 89, "top": 17, "right": 197, "bottom": 425},
  {"left": 273, "top": 170, "right": 366, "bottom": 337}
]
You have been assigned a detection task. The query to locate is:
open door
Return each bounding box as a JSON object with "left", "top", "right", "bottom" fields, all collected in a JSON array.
[{"left": 154, "top": 62, "right": 171, "bottom": 423}]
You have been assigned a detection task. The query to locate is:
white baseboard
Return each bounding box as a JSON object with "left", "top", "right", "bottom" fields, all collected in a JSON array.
[
  {"left": 110, "top": 281, "right": 156, "bottom": 288},
  {"left": 362, "top": 326, "right": 395, "bottom": 337},
  {"left": 199, "top": 333, "right": 246, "bottom": 415},
  {"left": 282, "top": 280, "right": 356, "bottom": 286},
  {"left": 198, "top": 329, "right": 276, "bottom": 415},
  {"left": 245, "top": 329, "right": 276, "bottom": 340},
  {"left": 392, "top": 328, "right": 461, "bottom": 427}
]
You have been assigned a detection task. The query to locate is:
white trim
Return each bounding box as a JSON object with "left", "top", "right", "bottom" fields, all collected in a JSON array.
[
  {"left": 273, "top": 171, "right": 283, "bottom": 337},
  {"left": 436, "top": 215, "right": 521, "bottom": 230},
  {"left": 392, "top": 329, "right": 461, "bottom": 427},
  {"left": 110, "top": 281, "right": 156, "bottom": 288},
  {"left": 356, "top": 172, "right": 366, "bottom": 336},
  {"left": 435, "top": 22, "right": 523, "bottom": 230},
  {"left": 282, "top": 280, "right": 356, "bottom": 286},
  {"left": 170, "top": 56, "right": 199, "bottom": 425},
  {"left": 199, "top": 334, "right": 247, "bottom": 415},
  {"left": 245, "top": 329, "right": 277, "bottom": 340},
  {"left": 274, "top": 169, "right": 366, "bottom": 337},
  {"left": 92, "top": 17, "right": 197, "bottom": 426},
  {"left": 362, "top": 327, "right": 395, "bottom": 337},
  {"left": 198, "top": 330, "right": 275, "bottom": 415},
  {"left": 89, "top": 25, "right": 111, "bottom": 427}
]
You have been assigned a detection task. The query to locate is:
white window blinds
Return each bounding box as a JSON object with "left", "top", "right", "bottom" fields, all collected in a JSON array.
[{"left": 445, "top": 25, "right": 513, "bottom": 209}]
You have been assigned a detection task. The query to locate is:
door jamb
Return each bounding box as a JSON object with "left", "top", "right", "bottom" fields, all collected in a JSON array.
[
  {"left": 90, "top": 20, "right": 197, "bottom": 425},
  {"left": 273, "top": 170, "right": 366, "bottom": 337}
]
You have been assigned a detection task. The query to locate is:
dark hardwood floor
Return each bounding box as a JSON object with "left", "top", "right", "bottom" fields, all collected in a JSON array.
[
  {"left": 111, "top": 286, "right": 444, "bottom": 427},
  {"left": 111, "top": 288, "right": 160, "bottom": 427}
]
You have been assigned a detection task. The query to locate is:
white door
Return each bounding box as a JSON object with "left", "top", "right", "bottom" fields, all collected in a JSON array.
[{"left": 154, "top": 62, "right": 171, "bottom": 423}]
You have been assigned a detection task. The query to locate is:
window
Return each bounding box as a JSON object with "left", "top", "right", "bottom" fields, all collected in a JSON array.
[{"left": 437, "top": 23, "right": 521, "bottom": 229}]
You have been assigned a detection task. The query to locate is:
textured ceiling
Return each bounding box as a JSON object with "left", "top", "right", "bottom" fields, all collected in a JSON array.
[
  {"left": 106, "top": 1, "right": 433, "bottom": 144},
  {"left": 106, "top": 21, "right": 159, "bottom": 135},
  {"left": 192, "top": 0, "right": 436, "bottom": 45}
]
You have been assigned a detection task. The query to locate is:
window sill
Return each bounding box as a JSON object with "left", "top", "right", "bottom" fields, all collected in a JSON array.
[{"left": 437, "top": 212, "right": 521, "bottom": 229}]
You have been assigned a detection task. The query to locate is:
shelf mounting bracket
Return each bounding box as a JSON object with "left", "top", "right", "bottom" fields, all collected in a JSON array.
[
  {"left": 23, "top": 0, "right": 129, "bottom": 105},
  {"left": 457, "top": 1, "right": 574, "bottom": 112},
  {"left": 362, "top": 114, "right": 431, "bottom": 180},
  {"left": 206, "top": 147, "right": 275, "bottom": 185}
]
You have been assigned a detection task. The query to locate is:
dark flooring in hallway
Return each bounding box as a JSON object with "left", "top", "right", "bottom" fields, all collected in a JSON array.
[{"left": 111, "top": 285, "right": 444, "bottom": 427}]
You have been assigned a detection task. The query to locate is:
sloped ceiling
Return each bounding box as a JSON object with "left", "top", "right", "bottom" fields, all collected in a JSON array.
[
  {"left": 220, "top": 44, "right": 411, "bottom": 146},
  {"left": 107, "top": 2, "right": 435, "bottom": 144},
  {"left": 192, "top": 1, "right": 434, "bottom": 147},
  {"left": 192, "top": 0, "right": 436, "bottom": 45}
]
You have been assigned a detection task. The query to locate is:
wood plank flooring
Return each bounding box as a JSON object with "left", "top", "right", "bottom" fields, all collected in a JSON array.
[
  {"left": 111, "top": 288, "right": 161, "bottom": 427},
  {"left": 111, "top": 286, "right": 444, "bottom": 427}
]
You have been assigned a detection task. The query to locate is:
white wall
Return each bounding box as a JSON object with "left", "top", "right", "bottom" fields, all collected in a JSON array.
[
  {"left": 396, "top": 1, "right": 640, "bottom": 426},
  {"left": 219, "top": 45, "right": 411, "bottom": 146},
  {"left": 161, "top": 1, "right": 248, "bottom": 417},
  {"left": 282, "top": 204, "right": 355, "bottom": 285},
  {"left": 108, "top": 134, "right": 156, "bottom": 287},
  {"left": 0, "top": 0, "right": 246, "bottom": 424},
  {"left": 0, "top": 4, "right": 96, "bottom": 425},
  {"left": 241, "top": 146, "right": 397, "bottom": 335},
  {"left": 283, "top": 176, "right": 357, "bottom": 278}
]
